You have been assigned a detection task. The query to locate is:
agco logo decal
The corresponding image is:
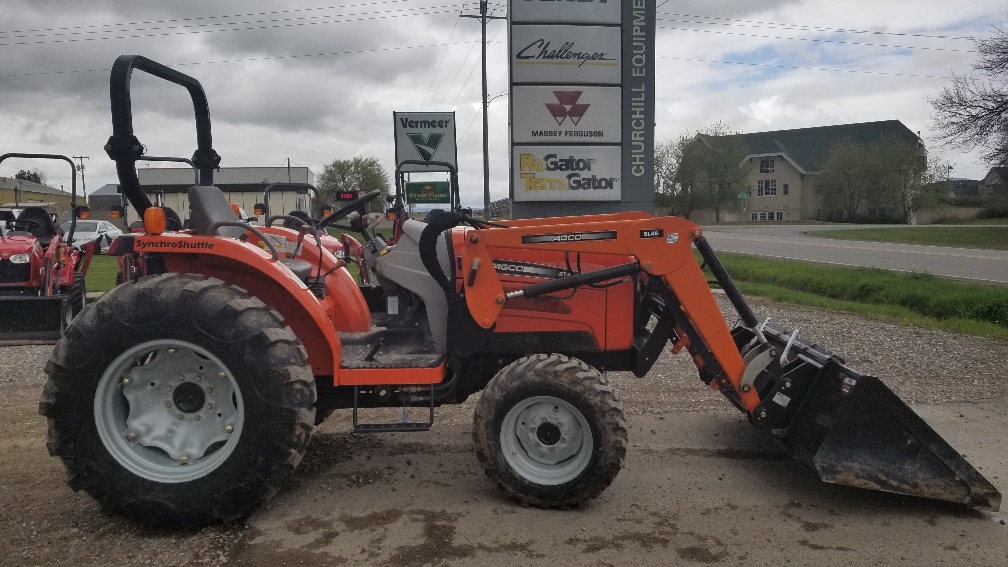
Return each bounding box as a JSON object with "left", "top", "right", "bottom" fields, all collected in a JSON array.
[
  {"left": 521, "top": 231, "right": 617, "bottom": 244},
  {"left": 546, "top": 91, "right": 588, "bottom": 126},
  {"left": 492, "top": 260, "right": 576, "bottom": 279}
]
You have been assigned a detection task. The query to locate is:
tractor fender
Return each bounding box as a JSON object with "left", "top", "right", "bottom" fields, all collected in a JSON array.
[{"left": 136, "top": 233, "right": 346, "bottom": 376}]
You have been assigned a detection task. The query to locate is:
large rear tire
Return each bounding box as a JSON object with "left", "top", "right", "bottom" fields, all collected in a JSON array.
[
  {"left": 67, "top": 272, "right": 85, "bottom": 318},
  {"left": 472, "top": 354, "right": 627, "bottom": 508},
  {"left": 40, "top": 273, "right": 316, "bottom": 527}
]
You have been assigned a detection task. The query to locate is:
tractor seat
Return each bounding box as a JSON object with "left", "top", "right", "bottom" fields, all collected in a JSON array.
[
  {"left": 187, "top": 185, "right": 314, "bottom": 281},
  {"left": 15, "top": 207, "right": 59, "bottom": 248}
]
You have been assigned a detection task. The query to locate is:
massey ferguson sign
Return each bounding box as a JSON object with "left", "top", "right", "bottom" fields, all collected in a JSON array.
[
  {"left": 393, "top": 111, "right": 458, "bottom": 173},
  {"left": 509, "top": 0, "right": 654, "bottom": 214},
  {"left": 511, "top": 86, "right": 621, "bottom": 144}
]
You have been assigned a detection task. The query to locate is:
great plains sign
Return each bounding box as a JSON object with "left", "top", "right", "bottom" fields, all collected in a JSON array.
[{"left": 393, "top": 111, "right": 458, "bottom": 173}]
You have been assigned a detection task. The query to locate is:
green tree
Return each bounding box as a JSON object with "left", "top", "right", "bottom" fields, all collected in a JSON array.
[
  {"left": 14, "top": 168, "right": 45, "bottom": 184},
  {"left": 929, "top": 25, "right": 1008, "bottom": 167},
  {"left": 815, "top": 139, "right": 872, "bottom": 220},
  {"left": 871, "top": 135, "right": 927, "bottom": 223},
  {"left": 317, "top": 156, "right": 391, "bottom": 208},
  {"left": 673, "top": 122, "right": 751, "bottom": 221}
]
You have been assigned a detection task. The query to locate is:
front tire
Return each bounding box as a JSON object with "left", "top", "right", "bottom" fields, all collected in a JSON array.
[
  {"left": 40, "top": 273, "right": 316, "bottom": 527},
  {"left": 472, "top": 354, "right": 627, "bottom": 508}
]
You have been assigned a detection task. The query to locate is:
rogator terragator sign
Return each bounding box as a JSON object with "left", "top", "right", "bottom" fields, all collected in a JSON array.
[
  {"left": 509, "top": 0, "right": 655, "bottom": 216},
  {"left": 393, "top": 111, "right": 458, "bottom": 173}
]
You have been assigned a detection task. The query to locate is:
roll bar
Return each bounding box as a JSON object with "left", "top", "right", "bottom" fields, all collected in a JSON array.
[{"left": 103, "top": 55, "right": 221, "bottom": 219}]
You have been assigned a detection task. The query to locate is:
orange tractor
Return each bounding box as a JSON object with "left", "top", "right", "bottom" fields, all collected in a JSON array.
[{"left": 39, "top": 55, "right": 1000, "bottom": 526}]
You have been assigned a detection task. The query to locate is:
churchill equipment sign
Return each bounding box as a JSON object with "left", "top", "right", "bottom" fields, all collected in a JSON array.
[
  {"left": 509, "top": 0, "right": 655, "bottom": 214},
  {"left": 393, "top": 111, "right": 458, "bottom": 173}
]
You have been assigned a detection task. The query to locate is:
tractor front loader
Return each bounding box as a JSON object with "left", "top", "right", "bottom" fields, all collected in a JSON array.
[
  {"left": 0, "top": 153, "right": 92, "bottom": 343},
  {"left": 38, "top": 55, "right": 1000, "bottom": 528}
]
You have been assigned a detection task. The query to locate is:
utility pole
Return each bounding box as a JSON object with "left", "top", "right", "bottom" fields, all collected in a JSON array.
[
  {"left": 462, "top": 1, "right": 505, "bottom": 218},
  {"left": 73, "top": 155, "right": 89, "bottom": 202}
]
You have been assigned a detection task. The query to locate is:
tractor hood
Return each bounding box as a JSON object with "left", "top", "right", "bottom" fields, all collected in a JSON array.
[{"left": 0, "top": 232, "right": 39, "bottom": 257}]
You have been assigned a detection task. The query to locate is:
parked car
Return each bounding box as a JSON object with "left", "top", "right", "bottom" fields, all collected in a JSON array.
[{"left": 61, "top": 219, "right": 123, "bottom": 253}]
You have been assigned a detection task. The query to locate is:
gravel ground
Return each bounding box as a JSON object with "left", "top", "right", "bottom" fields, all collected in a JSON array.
[{"left": 1, "top": 295, "right": 1006, "bottom": 566}]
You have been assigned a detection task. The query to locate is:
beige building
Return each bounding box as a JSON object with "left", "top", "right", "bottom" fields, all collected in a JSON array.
[
  {"left": 0, "top": 176, "right": 74, "bottom": 220},
  {"left": 690, "top": 120, "right": 923, "bottom": 223}
]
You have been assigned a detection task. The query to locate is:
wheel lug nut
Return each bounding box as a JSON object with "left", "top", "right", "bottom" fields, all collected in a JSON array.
[
  {"left": 179, "top": 456, "right": 188, "bottom": 465},
  {"left": 205, "top": 403, "right": 213, "bottom": 411},
  {"left": 168, "top": 428, "right": 176, "bottom": 436},
  {"left": 168, "top": 349, "right": 176, "bottom": 354},
  {"left": 121, "top": 378, "right": 130, "bottom": 387},
  {"left": 176, "top": 413, "right": 185, "bottom": 420},
  {"left": 225, "top": 425, "right": 234, "bottom": 433},
  {"left": 218, "top": 371, "right": 226, "bottom": 379},
  {"left": 193, "top": 414, "right": 201, "bottom": 422},
  {"left": 164, "top": 401, "right": 173, "bottom": 408}
]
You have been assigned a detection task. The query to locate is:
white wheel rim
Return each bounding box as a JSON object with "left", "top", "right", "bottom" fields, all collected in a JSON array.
[
  {"left": 500, "top": 395, "right": 593, "bottom": 486},
  {"left": 94, "top": 339, "right": 244, "bottom": 483}
]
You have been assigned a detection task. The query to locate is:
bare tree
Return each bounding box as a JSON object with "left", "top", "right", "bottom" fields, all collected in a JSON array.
[{"left": 929, "top": 25, "right": 1008, "bottom": 167}]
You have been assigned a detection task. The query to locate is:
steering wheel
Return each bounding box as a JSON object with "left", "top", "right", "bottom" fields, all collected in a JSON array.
[
  {"left": 11, "top": 219, "right": 40, "bottom": 232},
  {"left": 317, "top": 190, "right": 382, "bottom": 230}
]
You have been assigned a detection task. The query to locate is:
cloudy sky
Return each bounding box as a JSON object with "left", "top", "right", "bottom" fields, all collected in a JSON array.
[{"left": 1, "top": 0, "right": 1005, "bottom": 208}]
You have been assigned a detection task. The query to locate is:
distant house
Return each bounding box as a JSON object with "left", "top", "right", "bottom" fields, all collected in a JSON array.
[
  {"left": 691, "top": 120, "right": 923, "bottom": 222},
  {"left": 981, "top": 167, "right": 1008, "bottom": 198},
  {"left": 0, "top": 176, "right": 74, "bottom": 221},
  {"left": 135, "top": 166, "right": 317, "bottom": 225},
  {"left": 949, "top": 178, "right": 981, "bottom": 198}
]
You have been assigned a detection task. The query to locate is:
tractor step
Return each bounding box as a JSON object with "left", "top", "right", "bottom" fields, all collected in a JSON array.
[
  {"left": 338, "top": 328, "right": 443, "bottom": 370},
  {"left": 351, "top": 384, "right": 434, "bottom": 433}
]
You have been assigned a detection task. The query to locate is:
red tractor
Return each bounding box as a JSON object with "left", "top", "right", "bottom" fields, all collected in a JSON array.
[
  {"left": 0, "top": 153, "right": 93, "bottom": 342},
  {"left": 38, "top": 56, "right": 1000, "bottom": 527}
]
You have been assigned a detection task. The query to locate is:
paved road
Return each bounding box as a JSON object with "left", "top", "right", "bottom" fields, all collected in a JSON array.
[{"left": 702, "top": 224, "right": 1008, "bottom": 286}]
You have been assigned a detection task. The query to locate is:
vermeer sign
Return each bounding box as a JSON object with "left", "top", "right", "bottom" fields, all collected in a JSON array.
[
  {"left": 510, "top": 25, "right": 621, "bottom": 84},
  {"left": 393, "top": 111, "right": 458, "bottom": 173},
  {"left": 512, "top": 86, "right": 621, "bottom": 144}
]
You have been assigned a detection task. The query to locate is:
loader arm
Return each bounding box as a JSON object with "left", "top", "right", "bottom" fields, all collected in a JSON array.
[{"left": 456, "top": 215, "right": 759, "bottom": 411}]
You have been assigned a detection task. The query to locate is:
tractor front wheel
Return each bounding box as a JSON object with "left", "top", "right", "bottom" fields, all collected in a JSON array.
[
  {"left": 40, "top": 273, "right": 316, "bottom": 527},
  {"left": 472, "top": 354, "right": 627, "bottom": 508}
]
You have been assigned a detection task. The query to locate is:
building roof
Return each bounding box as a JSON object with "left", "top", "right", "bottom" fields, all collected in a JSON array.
[
  {"left": 0, "top": 176, "right": 72, "bottom": 197},
  {"left": 737, "top": 120, "right": 921, "bottom": 173}
]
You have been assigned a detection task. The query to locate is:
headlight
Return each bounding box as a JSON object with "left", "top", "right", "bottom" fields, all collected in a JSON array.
[{"left": 9, "top": 253, "right": 29, "bottom": 264}]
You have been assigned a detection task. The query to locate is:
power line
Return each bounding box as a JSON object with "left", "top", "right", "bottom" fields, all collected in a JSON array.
[
  {"left": 655, "top": 11, "right": 978, "bottom": 42},
  {"left": 0, "top": 0, "right": 421, "bottom": 36},
  {"left": 0, "top": 4, "right": 462, "bottom": 47},
  {"left": 660, "top": 55, "right": 951, "bottom": 80},
  {"left": 420, "top": 1, "right": 465, "bottom": 110},
  {"left": 655, "top": 20, "right": 977, "bottom": 53},
  {"left": 0, "top": 42, "right": 450, "bottom": 79}
]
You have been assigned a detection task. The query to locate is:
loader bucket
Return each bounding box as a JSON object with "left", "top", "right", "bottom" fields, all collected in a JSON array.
[
  {"left": 747, "top": 327, "right": 1001, "bottom": 511},
  {"left": 0, "top": 295, "right": 71, "bottom": 343}
]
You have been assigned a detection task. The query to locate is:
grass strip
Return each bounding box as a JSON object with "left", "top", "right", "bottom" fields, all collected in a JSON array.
[
  {"left": 811, "top": 226, "right": 1008, "bottom": 250},
  {"left": 712, "top": 253, "right": 1008, "bottom": 340}
]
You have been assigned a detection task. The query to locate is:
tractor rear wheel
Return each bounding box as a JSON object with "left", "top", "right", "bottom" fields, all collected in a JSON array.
[
  {"left": 472, "top": 354, "right": 627, "bottom": 508},
  {"left": 67, "top": 272, "right": 85, "bottom": 318},
  {"left": 40, "top": 273, "right": 316, "bottom": 527}
]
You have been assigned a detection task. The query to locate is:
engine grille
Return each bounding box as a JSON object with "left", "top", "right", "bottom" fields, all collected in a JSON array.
[{"left": 0, "top": 259, "right": 31, "bottom": 284}]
